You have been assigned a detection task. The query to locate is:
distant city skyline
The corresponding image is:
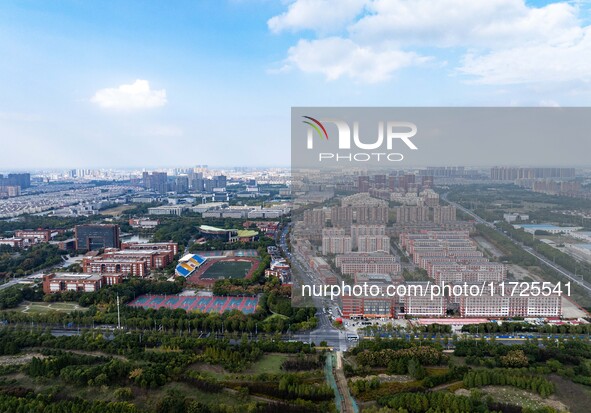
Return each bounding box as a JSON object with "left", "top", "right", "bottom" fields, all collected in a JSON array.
[{"left": 3, "top": 0, "right": 591, "bottom": 168}]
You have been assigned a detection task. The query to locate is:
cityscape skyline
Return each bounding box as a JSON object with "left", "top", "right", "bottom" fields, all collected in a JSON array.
[{"left": 3, "top": 2, "right": 591, "bottom": 411}]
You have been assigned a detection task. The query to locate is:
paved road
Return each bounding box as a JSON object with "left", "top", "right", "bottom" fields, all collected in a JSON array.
[
  {"left": 334, "top": 351, "right": 355, "bottom": 413},
  {"left": 0, "top": 278, "right": 21, "bottom": 291},
  {"left": 0, "top": 272, "right": 45, "bottom": 291},
  {"left": 390, "top": 243, "right": 417, "bottom": 271},
  {"left": 279, "top": 222, "right": 349, "bottom": 350}
]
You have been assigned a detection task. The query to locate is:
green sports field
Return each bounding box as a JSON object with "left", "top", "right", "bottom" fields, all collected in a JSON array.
[
  {"left": 8, "top": 301, "right": 84, "bottom": 314},
  {"left": 201, "top": 260, "right": 255, "bottom": 279}
]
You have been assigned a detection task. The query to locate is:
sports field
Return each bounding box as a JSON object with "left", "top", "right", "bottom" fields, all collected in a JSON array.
[
  {"left": 8, "top": 301, "right": 84, "bottom": 314},
  {"left": 128, "top": 294, "right": 259, "bottom": 314},
  {"left": 187, "top": 256, "right": 259, "bottom": 286},
  {"left": 203, "top": 260, "right": 253, "bottom": 279}
]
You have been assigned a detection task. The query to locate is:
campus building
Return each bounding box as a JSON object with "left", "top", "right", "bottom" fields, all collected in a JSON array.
[
  {"left": 42, "top": 272, "right": 122, "bottom": 294},
  {"left": 341, "top": 274, "right": 397, "bottom": 319},
  {"left": 75, "top": 224, "right": 120, "bottom": 251},
  {"left": 121, "top": 241, "right": 178, "bottom": 256},
  {"left": 175, "top": 253, "right": 207, "bottom": 277},
  {"left": 14, "top": 229, "right": 52, "bottom": 243},
  {"left": 198, "top": 225, "right": 238, "bottom": 243},
  {"left": 128, "top": 218, "right": 160, "bottom": 229},
  {"left": 83, "top": 256, "right": 148, "bottom": 277}
]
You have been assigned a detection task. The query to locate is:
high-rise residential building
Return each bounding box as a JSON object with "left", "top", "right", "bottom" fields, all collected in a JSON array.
[
  {"left": 75, "top": 224, "right": 120, "bottom": 251},
  {"left": 354, "top": 206, "right": 388, "bottom": 224},
  {"left": 174, "top": 176, "right": 189, "bottom": 193},
  {"left": 303, "top": 209, "right": 325, "bottom": 227},
  {"left": 143, "top": 171, "right": 168, "bottom": 194},
  {"left": 335, "top": 252, "right": 401, "bottom": 275},
  {"left": 350, "top": 224, "right": 386, "bottom": 249},
  {"left": 189, "top": 171, "right": 204, "bottom": 191},
  {"left": 203, "top": 179, "right": 215, "bottom": 192},
  {"left": 402, "top": 293, "right": 446, "bottom": 316},
  {"left": 433, "top": 206, "right": 457, "bottom": 223},
  {"left": 490, "top": 167, "right": 576, "bottom": 181},
  {"left": 7, "top": 173, "right": 31, "bottom": 189},
  {"left": 357, "top": 235, "right": 390, "bottom": 253},
  {"left": 460, "top": 291, "right": 561, "bottom": 317},
  {"left": 322, "top": 228, "right": 352, "bottom": 255},
  {"left": 213, "top": 175, "right": 227, "bottom": 189},
  {"left": 357, "top": 175, "right": 370, "bottom": 192},
  {"left": 396, "top": 206, "right": 429, "bottom": 223},
  {"left": 374, "top": 174, "right": 387, "bottom": 186},
  {"left": 330, "top": 206, "right": 353, "bottom": 227},
  {"left": 0, "top": 173, "right": 31, "bottom": 189}
]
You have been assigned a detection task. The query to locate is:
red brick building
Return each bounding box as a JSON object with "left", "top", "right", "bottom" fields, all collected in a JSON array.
[
  {"left": 102, "top": 249, "right": 173, "bottom": 270},
  {"left": 0, "top": 238, "right": 23, "bottom": 248},
  {"left": 15, "top": 229, "right": 52, "bottom": 243},
  {"left": 341, "top": 274, "right": 397, "bottom": 319},
  {"left": 121, "top": 241, "right": 178, "bottom": 255},
  {"left": 43, "top": 273, "right": 122, "bottom": 294},
  {"left": 83, "top": 256, "right": 148, "bottom": 277}
]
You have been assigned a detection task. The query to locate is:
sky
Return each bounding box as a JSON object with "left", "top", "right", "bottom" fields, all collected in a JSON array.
[{"left": 2, "top": 0, "right": 591, "bottom": 169}]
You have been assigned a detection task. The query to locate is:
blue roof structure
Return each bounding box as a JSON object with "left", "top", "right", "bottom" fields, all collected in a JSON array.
[{"left": 175, "top": 253, "right": 207, "bottom": 278}]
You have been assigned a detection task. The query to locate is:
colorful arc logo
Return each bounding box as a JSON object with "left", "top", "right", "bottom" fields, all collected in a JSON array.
[{"left": 302, "top": 116, "right": 328, "bottom": 141}]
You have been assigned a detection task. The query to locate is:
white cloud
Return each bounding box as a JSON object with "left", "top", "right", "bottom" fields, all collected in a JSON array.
[
  {"left": 285, "top": 37, "right": 428, "bottom": 83},
  {"left": 270, "top": 0, "right": 591, "bottom": 85},
  {"left": 459, "top": 28, "right": 591, "bottom": 84},
  {"left": 268, "top": 0, "right": 366, "bottom": 34},
  {"left": 350, "top": 0, "right": 582, "bottom": 48},
  {"left": 91, "top": 79, "right": 167, "bottom": 109}
]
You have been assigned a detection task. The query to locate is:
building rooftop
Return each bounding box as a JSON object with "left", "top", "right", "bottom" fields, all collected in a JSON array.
[
  {"left": 199, "top": 225, "right": 237, "bottom": 233},
  {"left": 518, "top": 224, "right": 580, "bottom": 230},
  {"left": 87, "top": 258, "right": 146, "bottom": 263},
  {"left": 237, "top": 229, "right": 258, "bottom": 237},
  {"left": 107, "top": 250, "right": 160, "bottom": 256},
  {"left": 354, "top": 273, "right": 393, "bottom": 284},
  {"left": 48, "top": 273, "right": 104, "bottom": 281}
]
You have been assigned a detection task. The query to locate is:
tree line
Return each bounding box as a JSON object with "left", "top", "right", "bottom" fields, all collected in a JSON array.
[{"left": 462, "top": 369, "right": 554, "bottom": 397}]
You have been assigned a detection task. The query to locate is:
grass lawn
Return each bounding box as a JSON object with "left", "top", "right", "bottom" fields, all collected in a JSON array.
[
  {"left": 187, "top": 363, "right": 230, "bottom": 380},
  {"left": 479, "top": 385, "right": 568, "bottom": 412},
  {"left": 246, "top": 354, "right": 288, "bottom": 375},
  {"left": 202, "top": 260, "right": 254, "bottom": 279},
  {"left": 550, "top": 374, "right": 591, "bottom": 413},
  {"left": 100, "top": 204, "right": 136, "bottom": 216},
  {"left": 132, "top": 382, "right": 245, "bottom": 410},
  {"left": 425, "top": 367, "right": 449, "bottom": 377},
  {"left": 264, "top": 313, "right": 289, "bottom": 322},
  {"left": 187, "top": 354, "right": 288, "bottom": 379},
  {"left": 447, "top": 355, "right": 467, "bottom": 366},
  {"left": 10, "top": 301, "right": 84, "bottom": 314}
]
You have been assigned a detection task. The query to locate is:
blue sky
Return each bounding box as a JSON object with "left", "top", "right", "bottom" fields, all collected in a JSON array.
[{"left": 1, "top": 0, "right": 591, "bottom": 169}]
